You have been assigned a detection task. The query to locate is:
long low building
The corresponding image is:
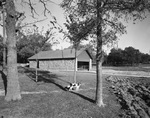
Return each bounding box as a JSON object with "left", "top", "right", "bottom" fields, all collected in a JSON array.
[{"left": 28, "top": 48, "right": 93, "bottom": 71}]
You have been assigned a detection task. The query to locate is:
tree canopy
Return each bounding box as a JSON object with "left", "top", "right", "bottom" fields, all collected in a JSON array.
[
  {"left": 107, "top": 46, "right": 150, "bottom": 66},
  {"left": 61, "top": 0, "right": 150, "bottom": 46},
  {"left": 16, "top": 27, "right": 55, "bottom": 63}
]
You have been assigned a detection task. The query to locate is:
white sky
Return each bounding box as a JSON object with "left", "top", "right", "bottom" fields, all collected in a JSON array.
[
  {"left": 0, "top": 0, "right": 150, "bottom": 54},
  {"left": 118, "top": 17, "right": 150, "bottom": 54}
]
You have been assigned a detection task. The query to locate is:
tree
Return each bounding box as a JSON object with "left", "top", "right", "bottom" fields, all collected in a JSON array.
[
  {"left": 16, "top": 28, "right": 54, "bottom": 63},
  {"left": 141, "top": 53, "right": 150, "bottom": 64},
  {"left": 0, "top": 0, "right": 56, "bottom": 101},
  {"left": 107, "top": 46, "right": 150, "bottom": 66},
  {"left": 17, "top": 33, "right": 31, "bottom": 63},
  {"left": 107, "top": 48, "right": 124, "bottom": 66},
  {"left": 123, "top": 46, "right": 141, "bottom": 65},
  {"left": 4, "top": 0, "right": 21, "bottom": 101},
  {"left": 64, "top": 16, "right": 91, "bottom": 83},
  {"left": 16, "top": 25, "right": 55, "bottom": 82},
  {"left": 61, "top": 0, "right": 150, "bottom": 107},
  {"left": 31, "top": 28, "right": 55, "bottom": 82}
]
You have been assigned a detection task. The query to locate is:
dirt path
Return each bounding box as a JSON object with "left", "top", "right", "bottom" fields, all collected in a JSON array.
[
  {"left": 103, "top": 69, "right": 150, "bottom": 77},
  {"left": 89, "top": 69, "right": 150, "bottom": 77}
]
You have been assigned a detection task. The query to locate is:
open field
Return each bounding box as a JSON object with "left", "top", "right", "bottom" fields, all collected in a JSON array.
[{"left": 0, "top": 66, "right": 150, "bottom": 118}]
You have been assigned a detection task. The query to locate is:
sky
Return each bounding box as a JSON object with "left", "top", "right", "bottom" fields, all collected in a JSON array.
[
  {"left": 0, "top": 0, "right": 150, "bottom": 54},
  {"left": 118, "top": 17, "right": 150, "bottom": 54}
]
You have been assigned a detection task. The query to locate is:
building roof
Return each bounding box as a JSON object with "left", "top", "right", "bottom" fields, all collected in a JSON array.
[{"left": 28, "top": 48, "right": 92, "bottom": 60}]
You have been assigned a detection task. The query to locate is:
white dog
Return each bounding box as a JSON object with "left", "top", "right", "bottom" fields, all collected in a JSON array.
[{"left": 65, "top": 83, "right": 81, "bottom": 91}]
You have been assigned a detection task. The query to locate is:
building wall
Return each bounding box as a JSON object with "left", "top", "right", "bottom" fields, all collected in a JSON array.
[
  {"left": 77, "top": 50, "right": 92, "bottom": 70},
  {"left": 29, "top": 61, "right": 37, "bottom": 68},
  {"left": 39, "top": 59, "right": 75, "bottom": 71},
  {"left": 29, "top": 50, "right": 92, "bottom": 71},
  {"left": 77, "top": 51, "right": 91, "bottom": 61},
  {"left": 89, "top": 59, "right": 92, "bottom": 70}
]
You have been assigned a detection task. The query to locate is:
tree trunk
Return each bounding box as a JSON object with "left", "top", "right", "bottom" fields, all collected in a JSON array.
[
  {"left": 5, "top": 0, "right": 21, "bottom": 101},
  {"left": 73, "top": 48, "right": 77, "bottom": 83},
  {"left": 3, "top": 10, "right": 6, "bottom": 68},
  {"left": 35, "top": 57, "right": 38, "bottom": 82},
  {"left": 95, "top": 0, "right": 105, "bottom": 107}
]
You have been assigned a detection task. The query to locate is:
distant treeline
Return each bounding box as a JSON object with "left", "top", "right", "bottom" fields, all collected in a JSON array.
[{"left": 104, "top": 46, "right": 150, "bottom": 66}]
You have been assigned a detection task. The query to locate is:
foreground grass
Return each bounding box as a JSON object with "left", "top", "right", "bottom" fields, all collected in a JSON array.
[{"left": 0, "top": 67, "right": 121, "bottom": 118}]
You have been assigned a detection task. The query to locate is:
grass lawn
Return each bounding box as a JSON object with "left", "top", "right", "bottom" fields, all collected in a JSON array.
[{"left": 0, "top": 67, "right": 121, "bottom": 118}]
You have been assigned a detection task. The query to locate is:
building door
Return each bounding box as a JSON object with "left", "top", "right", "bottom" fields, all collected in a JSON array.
[{"left": 77, "top": 61, "right": 89, "bottom": 70}]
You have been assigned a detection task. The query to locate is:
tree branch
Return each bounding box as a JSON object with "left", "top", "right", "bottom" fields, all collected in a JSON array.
[
  {"left": 39, "top": 0, "right": 51, "bottom": 16},
  {"left": 103, "top": 18, "right": 126, "bottom": 34},
  {"left": 20, "top": 18, "right": 48, "bottom": 29},
  {"left": 27, "top": 0, "right": 39, "bottom": 18},
  {"left": 20, "top": 0, "right": 58, "bottom": 18}
]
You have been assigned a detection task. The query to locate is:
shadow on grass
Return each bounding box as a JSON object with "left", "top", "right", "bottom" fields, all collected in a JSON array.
[
  {"left": 23, "top": 67, "right": 67, "bottom": 91},
  {"left": 23, "top": 67, "right": 95, "bottom": 103},
  {"left": 24, "top": 67, "right": 70, "bottom": 85},
  {"left": 70, "top": 91, "right": 95, "bottom": 103},
  {"left": 38, "top": 75, "right": 66, "bottom": 91}
]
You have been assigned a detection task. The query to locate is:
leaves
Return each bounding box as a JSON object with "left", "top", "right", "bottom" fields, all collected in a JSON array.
[
  {"left": 61, "top": 0, "right": 150, "bottom": 47},
  {"left": 107, "top": 46, "right": 150, "bottom": 66},
  {"left": 64, "top": 16, "right": 96, "bottom": 49},
  {"left": 16, "top": 27, "right": 55, "bottom": 63}
]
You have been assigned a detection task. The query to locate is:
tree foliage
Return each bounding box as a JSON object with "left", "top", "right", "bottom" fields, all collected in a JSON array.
[
  {"left": 107, "top": 46, "right": 150, "bottom": 66},
  {"left": 64, "top": 15, "right": 93, "bottom": 48},
  {"left": 107, "top": 48, "right": 124, "bottom": 65},
  {"left": 141, "top": 53, "right": 150, "bottom": 64},
  {"left": 16, "top": 27, "right": 55, "bottom": 63},
  {"left": 61, "top": 0, "right": 150, "bottom": 44}
]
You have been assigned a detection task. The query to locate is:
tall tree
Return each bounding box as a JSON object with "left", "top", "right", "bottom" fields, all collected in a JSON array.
[
  {"left": 64, "top": 15, "right": 90, "bottom": 83},
  {"left": 61, "top": 0, "right": 150, "bottom": 107},
  {"left": 4, "top": 0, "right": 21, "bottom": 101},
  {"left": 124, "top": 46, "right": 141, "bottom": 65},
  {"left": 96, "top": 0, "right": 104, "bottom": 106},
  {"left": 141, "top": 53, "right": 150, "bottom": 64},
  {"left": 107, "top": 48, "right": 124, "bottom": 66},
  {"left": 1, "top": 0, "right": 56, "bottom": 101},
  {"left": 31, "top": 28, "right": 55, "bottom": 82}
]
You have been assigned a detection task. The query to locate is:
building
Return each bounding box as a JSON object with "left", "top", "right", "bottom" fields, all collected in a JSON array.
[{"left": 28, "top": 48, "right": 93, "bottom": 71}]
